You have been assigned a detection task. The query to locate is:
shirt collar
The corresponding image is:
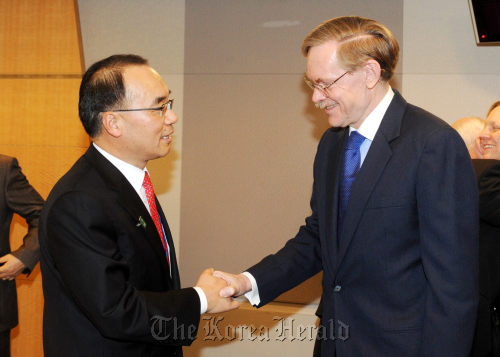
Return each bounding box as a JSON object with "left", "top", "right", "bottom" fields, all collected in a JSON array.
[
  {"left": 350, "top": 87, "right": 394, "bottom": 140},
  {"left": 92, "top": 142, "right": 147, "bottom": 194}
]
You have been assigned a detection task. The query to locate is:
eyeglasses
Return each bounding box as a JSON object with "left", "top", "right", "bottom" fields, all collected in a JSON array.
[
  {"left": 112, "top": 99, "right": 174, "bottom": 118},
  {"left": 304, "top": 72, "right": 348, "bottom": 94}
]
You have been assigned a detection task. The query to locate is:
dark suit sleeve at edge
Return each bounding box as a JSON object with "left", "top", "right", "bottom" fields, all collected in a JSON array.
[
  {"left": 416, "top": 127, "right": 479, "bottom": 357},
  {"left": 5, "top": 157, "right": 44, "bottom": 271},
  {"left": 478, "top": 162, "right": 500, "bottom": 225}
]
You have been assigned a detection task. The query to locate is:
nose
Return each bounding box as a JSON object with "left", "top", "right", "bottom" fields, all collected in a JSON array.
[
  {"left": 164, "top": 109, "right": 178, "bottom": 125},
  {"left": 478, "top": 126, "right": 490, "bottom": 139},
  {"left": 311, "top": 87, "right": 327, "bottom": 104}
]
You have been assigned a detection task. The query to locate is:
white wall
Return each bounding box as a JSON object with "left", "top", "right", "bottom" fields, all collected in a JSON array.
[{"left": 402, "top": 0, "right": 500, "bottom": 123}]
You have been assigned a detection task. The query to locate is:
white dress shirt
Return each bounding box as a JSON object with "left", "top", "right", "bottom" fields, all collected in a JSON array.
[{"left": 352, "top": 86, "right": 394, "bottom": 167}]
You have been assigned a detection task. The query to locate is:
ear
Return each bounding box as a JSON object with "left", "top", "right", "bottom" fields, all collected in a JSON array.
[
  {"left": 363, "top": 59, "right": 382, "bottom": 89},
  {"left": 101, "top": 111, "right": 122, "bottom": 138}
]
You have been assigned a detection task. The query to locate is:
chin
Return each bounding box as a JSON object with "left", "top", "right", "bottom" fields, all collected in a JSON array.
[
  {"left": 485, "top": 153, "right": 500, "bottom": 160},
  {"left": 159, "top": 149, "right": 171, "bottom": 158},
  {"left": 159, "top": 143, "right": 172, "bottom": 156},
  {"left": 327, "top": 116, "right": 348, "bottom": 128}
]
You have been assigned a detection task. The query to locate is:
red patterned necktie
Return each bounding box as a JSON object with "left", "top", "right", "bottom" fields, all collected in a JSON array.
[{"left": 142, "top": 172, "right": 170, "bottom": 267}]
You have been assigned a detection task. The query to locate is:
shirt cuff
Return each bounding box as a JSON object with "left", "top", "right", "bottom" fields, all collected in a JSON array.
[
  {"left": 193, "top": 286, "right": 208, "bottom": 314},
  {"left": 242, "top": 271, "right": 261, "bottom": 306}
]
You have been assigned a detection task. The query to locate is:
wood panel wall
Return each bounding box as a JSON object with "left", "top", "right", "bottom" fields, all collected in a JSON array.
[{"left": 0, "top": 0, "right": 87, "bottom": 355}]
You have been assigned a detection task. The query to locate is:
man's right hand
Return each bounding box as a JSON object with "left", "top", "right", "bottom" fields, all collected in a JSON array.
[
  {"left": 0, "top": 254, "right": 26, "bottom": 280},
  {"left": 195, "top": 268, "right": 240, "bottom": 313}
]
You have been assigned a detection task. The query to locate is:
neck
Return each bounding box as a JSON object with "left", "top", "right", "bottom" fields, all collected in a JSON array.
[
  {"left": 351, "top": 81, "right": 390, "bottom": 129},
  {"left": 92, "top": 137, "right": 147, "bottom": 169},
  {"left": 366, "top": 81, "right": 390, "bottom": 114}
]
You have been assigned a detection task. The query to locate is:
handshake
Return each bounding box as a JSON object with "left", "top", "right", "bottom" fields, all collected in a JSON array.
[{"left": 195, "top": 269, "right": 253, "bottom": 313}]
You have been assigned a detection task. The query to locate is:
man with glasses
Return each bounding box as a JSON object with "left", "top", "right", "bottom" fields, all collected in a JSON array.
[
  {"left": 39, "top": 54, "right": 238, "bottom": 357},
  {"left": 215, "top": 16, "right": 479, "bottom": 356}
]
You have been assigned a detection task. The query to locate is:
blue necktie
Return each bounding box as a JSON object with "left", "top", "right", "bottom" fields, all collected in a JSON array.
[{"left": 338, "top": 131, "right": 365, "bottom": 239}]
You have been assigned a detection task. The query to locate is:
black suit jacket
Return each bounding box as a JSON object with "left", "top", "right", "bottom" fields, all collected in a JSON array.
[
  {"left": 0, "top": 155, "right": 43, "bottom": 332},
  {"left": 39, "top": 146, "right": 200, "bottom": 357},
  {"left": 471, "top": 159, "right": 500, "bottom": 357},
  {"left": 247, "top": 91, "right": 479, "bottom": 356}
]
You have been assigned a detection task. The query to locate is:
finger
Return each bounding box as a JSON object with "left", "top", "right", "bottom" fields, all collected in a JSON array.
[
  {"left": 213, "top": 271, "right": 233, "bottom": 285},
  {"left": 204, "top": 267, "right": 215, "bottom": 275},
  {"left": 226, "top": 298, "right": 240, "bottom": 311},
  {"left": 0, "top": 264, "right": 13, "bottom": 274},
  {"left": 220, "top": 286, "right": 236, "bottom": 298},
  {"left": 1, "top": 270, "right": 12, "bottom": 278},
  {"left": 209, "top": 298, "right": 240, "bottom": 314},
  {"left": 212, "top": 271, "right": 225, "bottom": 279}
]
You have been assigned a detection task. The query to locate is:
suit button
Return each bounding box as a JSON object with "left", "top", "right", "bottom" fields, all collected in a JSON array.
[{"left": 334, "top": 285, "right": 342, "bottom": 292}]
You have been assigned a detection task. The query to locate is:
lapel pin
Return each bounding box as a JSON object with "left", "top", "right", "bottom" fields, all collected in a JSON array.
[{"left": 136, "top": 216, "right": 147, "bottom": 229}]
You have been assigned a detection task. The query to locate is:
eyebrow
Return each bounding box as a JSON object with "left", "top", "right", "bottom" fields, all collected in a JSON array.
[
  {"left": 304, "top": 73, "right": 329, "bottom": 84},
  {"left": 153, "top": 90, "right": 172, "bottom": 105}
]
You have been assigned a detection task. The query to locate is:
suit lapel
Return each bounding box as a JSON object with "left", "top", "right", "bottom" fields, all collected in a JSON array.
[
  {"left": 336, "top": 91, "right": 407, "bottom": 270},
  {"left": 323, "top": 129, "right": 346, "bottom": 277},
  {"left": 85, "top": 146, "right": 173, "bottom": 285},
  {"left": 156, "top": 201, "right": 181, "bottom": 289}
]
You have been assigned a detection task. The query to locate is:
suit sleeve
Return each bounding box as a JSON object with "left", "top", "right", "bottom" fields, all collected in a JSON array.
[
  {"left": 45, "top": 191, "right": 200, "bottom": 345},
  {"left": 478, "top": 162, "right": 500, "bottom": 226},
  {"left": 416, "top": 128, "right": 479, "bottom": 356},
  {"left": 5, "top": 158, "right": 44, "bottom": 272},
  {"left": 246, "top": 132, "right": 328, "bottom": 306}
]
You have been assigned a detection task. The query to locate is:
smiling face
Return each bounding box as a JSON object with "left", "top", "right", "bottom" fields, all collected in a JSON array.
[
  {"left": 478, "top": 106, "right": 500, "bottom": 159},
  {"left": 305, "top": 40, "right": 380, "bottom": 129},
  {"left": 116, "top": 65, "right": 178, "bottom": 168}
]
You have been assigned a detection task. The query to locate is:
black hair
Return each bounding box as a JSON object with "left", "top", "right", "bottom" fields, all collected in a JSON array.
[{"left": 78, "top": 54, "right": 148, "bottom": 137}]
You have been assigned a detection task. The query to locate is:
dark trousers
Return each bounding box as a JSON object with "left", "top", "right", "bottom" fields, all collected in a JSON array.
[{"left": 0, "top": 330, "right": 9, "bottom": 357}]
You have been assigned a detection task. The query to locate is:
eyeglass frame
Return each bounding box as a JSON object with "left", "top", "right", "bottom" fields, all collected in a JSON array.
[
  {"left": 304, "top": 71, "right": 349, "bottom": 94},
  {"left": 111, "top": 98, "right": 174, "bottom": 118}
]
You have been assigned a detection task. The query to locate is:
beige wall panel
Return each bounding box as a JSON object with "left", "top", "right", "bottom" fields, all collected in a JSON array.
[
  {"left": 402, "top": 0, "right": 500, "bottom": 123},
  {"left": 0, "top": 79, "right": 86, "bottom": 148},
  {"left": 0, "top": 0, "right": 82, "bottom": 74},
  {"left": 402, "top": 74, "right": 500, "bottom": 125},
  {"left": 0, "top": 145, "right": 88, "bottom": 199},
  {"left": 185, "top": 0, "right": 403, "bottom": 75},
  {"left": 77, "top": 0, "right": 185, "bottom": 74},
  {"left": 403, "top": 0, "right": 500, "bottom": 75},
  {"left": 11, "top": 280, "right": 43, "bottom": 357}
]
